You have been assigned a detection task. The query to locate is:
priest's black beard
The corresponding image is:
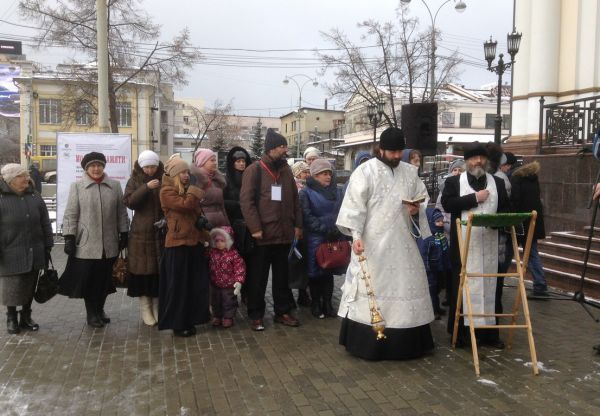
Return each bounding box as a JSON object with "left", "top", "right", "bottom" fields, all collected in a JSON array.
[
  {"left": 376, "top": 154, "right": 400, "bottom": 168},
  {"left": 272, "top": 158, "right": 288, "bottom": 169}
]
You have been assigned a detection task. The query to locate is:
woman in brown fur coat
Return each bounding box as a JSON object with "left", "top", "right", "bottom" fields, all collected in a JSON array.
[{"left": 123, "top": 150, "right": 164, "bottom": 326}]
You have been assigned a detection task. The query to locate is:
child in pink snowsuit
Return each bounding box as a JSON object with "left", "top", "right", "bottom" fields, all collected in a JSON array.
[{"left": 208, "top": 226, "right": 246, "bottom": 328}]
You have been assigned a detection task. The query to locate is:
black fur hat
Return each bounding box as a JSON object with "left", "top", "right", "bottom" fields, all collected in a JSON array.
[{"left": 81, "top": 152, "right": 107, "bottom": 170}]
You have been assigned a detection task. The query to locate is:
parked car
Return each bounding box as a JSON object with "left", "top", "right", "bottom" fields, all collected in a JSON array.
[{"left": 44, "top": 171, "right": 57, "bottom": 183}]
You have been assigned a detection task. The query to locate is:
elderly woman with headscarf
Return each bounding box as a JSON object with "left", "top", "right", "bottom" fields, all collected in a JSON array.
[
  {"left": 191, "top": 148, "right": 230, "bottom": 228},
  {"left": 59, "top": 152, "right": 129, "bottom": 328},
  {"left": 123, "top": 150, "right": 165, "bottom": 326},
  {"left": 0, "top": 164, "right": 53, "bottom": 334}
]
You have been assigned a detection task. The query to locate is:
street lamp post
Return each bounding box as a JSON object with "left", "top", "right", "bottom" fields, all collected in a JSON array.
[
  {"left": 401, "top": 0, "right": 467, "bottom": 102},
  {"left": 283, "top": 74, "right": 319, "bottom": 158},
  {"left": 484, "top": 30, "right": 522, "bottom": 145},
  {"left": 367, "top": 101, "right": 386, "bottom": 150}
]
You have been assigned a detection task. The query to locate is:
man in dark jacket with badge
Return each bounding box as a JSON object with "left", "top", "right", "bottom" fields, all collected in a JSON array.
[{"left": 240, "top": 129, "right": 303, "bottom": 331}]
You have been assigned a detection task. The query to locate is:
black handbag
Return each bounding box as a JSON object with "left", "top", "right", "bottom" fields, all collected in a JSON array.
[{"left": 34, "top": 256, "right": 59, "bottom": 304}]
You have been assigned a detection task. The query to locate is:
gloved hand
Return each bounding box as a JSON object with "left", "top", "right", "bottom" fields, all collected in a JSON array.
[
  {"left": 233, "top": 282, "right": 242, "bottom": 296},
  {"left": 44, "top": 247, "right": 52, "bottom": 268},
  {"left": 325, "top": 228, "right": 341, "bottom": 241},
  {"left": 64, "top": 235, "right": 76, "bottom": 256},
  {"left": 119, "top": 232, "right": 129, "bottom": 251}
]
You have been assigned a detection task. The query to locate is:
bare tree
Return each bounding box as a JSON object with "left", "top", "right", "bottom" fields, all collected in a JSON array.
[
  {"left": 317, "top": 4, "right": 462, "bottom": 124},
  {"left": 19, "top": 0, "right": 201, "bottom": 132},
  {"left": 188, "top": 100, "right": 232, "bottom": 152},
  {"left": 318, "top": 20, "right": 400, "bottom": 128}
]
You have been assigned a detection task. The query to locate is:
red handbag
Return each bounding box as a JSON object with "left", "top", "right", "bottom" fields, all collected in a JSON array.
[{"left": 316, "top": 240, "right": 351, "bottom": 270}]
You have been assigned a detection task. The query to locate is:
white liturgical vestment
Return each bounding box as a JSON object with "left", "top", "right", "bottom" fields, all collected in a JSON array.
[
  {"left": 459, "top": 171, "right": 498, "bottom": 327},
  {"left": 336, "top": 158, "right": 434, "bottom": 328}
]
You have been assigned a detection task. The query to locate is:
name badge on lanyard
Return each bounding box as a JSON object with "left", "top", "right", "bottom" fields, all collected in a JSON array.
[
  {"left": 271, "top": 185, "right": 282, "bottom": 201},
  {"left": 260, "top": 160, "right": 283, "bottom": 202}
]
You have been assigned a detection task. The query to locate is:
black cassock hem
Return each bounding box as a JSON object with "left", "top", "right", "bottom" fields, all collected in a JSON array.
[{"left": 339, "top": 317, "right": 434, "bottom": 361}]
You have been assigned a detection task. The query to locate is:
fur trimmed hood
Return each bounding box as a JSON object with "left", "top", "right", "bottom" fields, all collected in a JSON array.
[
  {"left": 210, "top": 226, "right": 234, "bottom": 249},
  {"left": 512, "top": 160, "right": 540, "bottom": 178},
  {"left": 225, "top": 147, "right": 252, "bottom": 178}
]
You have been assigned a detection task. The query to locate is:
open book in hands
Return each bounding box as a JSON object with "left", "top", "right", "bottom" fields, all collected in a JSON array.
[{"left": 401, "top": 196, "right": 426, "bottom": 205}]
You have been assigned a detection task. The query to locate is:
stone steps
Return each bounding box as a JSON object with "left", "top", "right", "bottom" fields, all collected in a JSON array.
[{"left": 519, "top": 230, "right": 600, "bottom": 298}]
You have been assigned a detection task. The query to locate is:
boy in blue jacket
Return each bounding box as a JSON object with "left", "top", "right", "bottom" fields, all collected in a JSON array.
[{"left": 417, "top": 208, "right": 451, "bottom": 319}]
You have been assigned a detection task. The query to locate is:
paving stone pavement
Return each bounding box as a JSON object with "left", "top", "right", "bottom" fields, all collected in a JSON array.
[{"left": 1, "top": 247, "right": 600, "bottom": 415}]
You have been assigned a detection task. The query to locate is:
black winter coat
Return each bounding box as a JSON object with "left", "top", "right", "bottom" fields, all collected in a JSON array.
[
  {"left": 510, "top": 161, "right": 545, "bottom": 240},
  {"left": 0, "top": 180, "right": 53, "bottom": 275},
  {"left": 223, "top": 146, "right": 253, "bottom": 223},
  {"left": 441, "top": 172, "right": 511, "bottom": 267}
]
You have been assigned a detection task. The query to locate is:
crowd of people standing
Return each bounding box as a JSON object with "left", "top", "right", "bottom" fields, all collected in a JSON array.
[{"left": 0, "top": 126, "right": 550, "bottom": 362}]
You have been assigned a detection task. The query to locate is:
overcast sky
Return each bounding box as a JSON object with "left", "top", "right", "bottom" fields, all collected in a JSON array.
[{"left": 1, "top": 0, "right": 515, "bottom": 117}]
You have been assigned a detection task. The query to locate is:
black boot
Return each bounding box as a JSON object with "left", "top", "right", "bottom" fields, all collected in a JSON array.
[
  {"left": 97, "top": 296, "right": 110, "bottom": 323},
  {"left": 309, "top": 280, "right": 324, "bottom": 319},
  {"left": 6, "top": 307, "right": 19, "bottom": 334},
  {"left": 19, "top": 305, "right": 39, "bottom": 331},
  {"left": 321, "top": 276, "right": 336, "bottom": 318},
  {"left": 84, "top": 299, "right": 104, "bottom": 328}
]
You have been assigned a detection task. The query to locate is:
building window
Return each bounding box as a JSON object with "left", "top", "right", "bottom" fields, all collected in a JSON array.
[
  {"left": 183, "top": 128, "right": 190, "bottom": 134},
  {"left": 160, "top": 130, "right": 167, "bottom": 145},
  {"left": 183, "top": 116, "right": 189, "bottom": 124},
  {"left": 116, "top": 102, "right": 132, "bottom": 127},
  {"left": 441, "top": 112, "right": 455, "bottom": 127},
  {"left": 39, "top": 99, "right": 61, "bottom": 124},
  {"left": 292, "top": 121, "right": 296, "bottom": 131},
  {"left": 174, "top": 141, "right": 183, "bottom": 146},
  {"left": 285, "top": 123, "right": 288, "bottom": 133},
  {"left": 76, "top": 102, "right": 92, "bottom": 126},
  {"left": 502, "top": 114, "right": 511, "bottom": 129},
  {"left": 485, "top": 114, "right": 496, "bottom": 129},
  {"left": 40, "top": 145, "right": 57, "bottom": 156},
  {"left": 459, "top": 113, "right": 472, "bottom": 128},
  {"left": 160, "top": 110, "right": 168, "bottom": 124}
]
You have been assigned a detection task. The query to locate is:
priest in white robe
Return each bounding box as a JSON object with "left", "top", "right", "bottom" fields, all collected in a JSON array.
[
  {"left": 336, "top": 127, "right": 435, "bottom": 360},
  {"left": 441, "top": 142, "right": 510, "bottom": 349}
]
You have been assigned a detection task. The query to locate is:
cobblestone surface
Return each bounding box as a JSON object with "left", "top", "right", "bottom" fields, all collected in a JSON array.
[{"left": 1, "top": 247, "right": 600, "bottom": 415}]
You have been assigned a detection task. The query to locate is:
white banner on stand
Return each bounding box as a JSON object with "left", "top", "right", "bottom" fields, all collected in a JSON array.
[{"left": 56, "top": 132, "right": 132, "bottom": 232}]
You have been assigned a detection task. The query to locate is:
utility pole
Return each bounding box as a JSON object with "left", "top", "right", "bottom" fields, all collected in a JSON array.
[{"left": 96, "top": 0, "right": 110, "bottom": 132}]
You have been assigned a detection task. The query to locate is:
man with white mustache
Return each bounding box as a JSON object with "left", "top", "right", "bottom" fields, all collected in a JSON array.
[{"left": 441, "top": 142, "right": 510, "bottom": 349}]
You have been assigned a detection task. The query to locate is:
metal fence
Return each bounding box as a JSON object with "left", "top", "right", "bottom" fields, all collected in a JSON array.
[{"left": 539, "top": 95, "right": 600, "bottom": 152}]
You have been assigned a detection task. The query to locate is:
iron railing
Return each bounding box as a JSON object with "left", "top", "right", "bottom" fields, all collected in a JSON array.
[{"left": 539, "top": 95, "right": 600, "bottom": 152}]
